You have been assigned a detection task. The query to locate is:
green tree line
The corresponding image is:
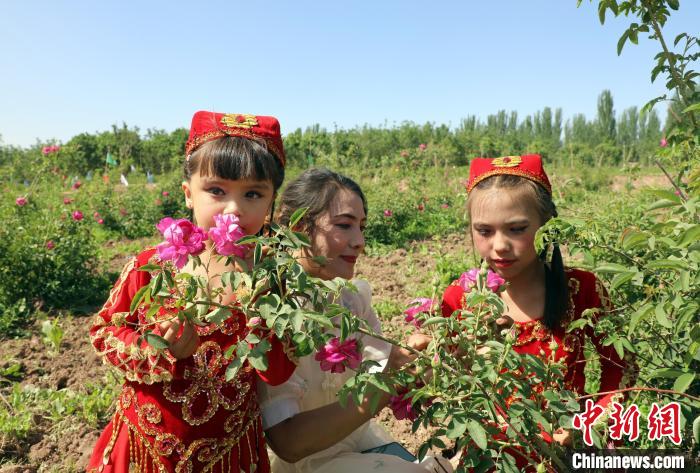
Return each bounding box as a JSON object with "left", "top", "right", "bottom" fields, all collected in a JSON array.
[{"left": 0, "top": 89, "right": 666, "bottom": 181}]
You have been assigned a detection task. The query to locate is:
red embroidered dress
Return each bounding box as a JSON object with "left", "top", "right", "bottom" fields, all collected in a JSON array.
[
  {"left": 442, "top": 268, "right": 634, "bottom": 409},
  {"left": 87, "top": 249, "right": 296, "bottom": 473},
  {"left": 442, "top": 268, "right": 635, "bottom": 471}
]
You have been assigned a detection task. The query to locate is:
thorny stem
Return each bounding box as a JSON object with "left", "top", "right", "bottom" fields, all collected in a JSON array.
[{"left": 655, "top": 159, "right": 688, "bottom": 201}]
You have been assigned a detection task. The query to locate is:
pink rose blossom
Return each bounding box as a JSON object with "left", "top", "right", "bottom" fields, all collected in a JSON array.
[
  {"left": 208, "top": 213, "right": 248, "bottom": 257},
  {"left": 418, "top": 143, "right": 427, "bottom": 151},
  {"left": 15, "top": 196, "right": 27, "bottom": 207},
  {"left": 486, "top": 271, "right": 506, "bottom": 292},
  {"left": 247, "top": 317, "right": 261, "bottom": 328},
  {"left": 97, "top": 218, "right": 104, "bottom": 225},
  {"left": 42, "top": 145, "right": 60, "bottom": 155},
  {"left": 314, "top": 337, "right": 362, "bottom": 374},
  {"left": 458, "top": 268, "right": 505, "bottom": 292},
  {"left": 389, "top": 389, "right": 418, "bottom": 421},
  {"left": 458, "top": 269, "right": 479, "bottom": 290},
  {"left": 404, "top": 298, "right": 437, "bottom": 327},
  {"left": 162, "top": 191, "right": 169, "bottom": 197},
  {"left": 156, "top": 217, "right": 208, "bottom": 269},
  {"left": 93, "top": 212, "right": 100, "bottom": 218},
  {"left": 46, "top": 240, "right": 55, "bottom": 250},
  {"left": 72, "top": 210, "right": 84, "bottom": 221},
  {"left": 383, "top": 209, "right": 393, "bottom": 217},
  {"left": 660, "top": 137, "right": 668, "bottom": 147},
  {"left": 63, "top": 197, "right": 73, "bottom": 205},
  {"left": 71, "top": 181, "right": 81, "bottom": 190},
  {"left": 441, "top": 203, "right": 449, "bottom": 209}
]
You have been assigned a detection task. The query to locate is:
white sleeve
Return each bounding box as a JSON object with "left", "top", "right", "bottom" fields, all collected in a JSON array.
[
  {"left": 256, "top": 374, "right": 305, "bottom": 430},
  {"left": 351, "top": 280, "right": 392, "bottom": 373}
]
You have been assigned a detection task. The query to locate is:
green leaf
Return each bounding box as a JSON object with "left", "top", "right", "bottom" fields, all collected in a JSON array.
[
  {"left": 647, "top": 199, "right": 681, "bottom": 211},
  {"left": 303, "top": 311, "right": 334, "bottom": 328},
  {"left": 621, "top": 230, "right": 648, "bottom": 250},
  {"left": 150, "top": 273, "right": 163, "bottom": 297},
  {"left": 693, "top": 415, "right": 700, "bottom": 443},
  {"left": 288, "top": 207, "right": 308, "bottom": 228},
  {"left": 206, "top": 307, "right": 231, "bottom": 325},
  {"left": 629, "top": 305, "right": 652, "bottom": 333},
  {"left": 617, "top": 29, "right": 629, "bottom": 55},
  {"left": 466, "top": 420, "right": 488, "bottom": 450},
  {"left": 137, "top": 263, "right": 161, "bottom": 272},
  {"left": 144, "top": 331, "right": 169, "bottom": 350},
  {"left": 673, "top": 372, "right": 695, "bottom": 393},
  {"left": 446, "top": 416, "right": 467, "bottom": 440},
  {"left": 654, "top": 304, "right": 673, "bottom": 328},
  {"left": 683, "top": 103, "right": 700, "bottom": 114},
  {"left": 130, "top": 284, "right": 150, "bottom": 314},
  {"left": 647, "top": 259, "right": 688, "bottom": 271},
  {"left": 668, "top": 0, "right": 679, "bottom": 10},
  {"left": 248, "top": 350, "right": 269, "bottom": 371},
  {"left": 368, "top": 375, "right": 394, "bottom": 394},
  {"left": 595, "top": 263, "right": 632, "bottom": 274},
  {"left": 651, "top": 368, "right": 686, "bottom": 379},
  {"left": 678, "top": 225, "right": 700, "bottom": 247},
  {"left": 610, "top": 271, "right": 635, "bottom": 290},
  {"left": 236, "top": 235, "right": 259, "bottom": 246},
  {"left": 421, "top": 317, "right": 447, "bottom": 327},
  {"left": 253, "top": 243, "right": 262, "bottom": 266},
  {"left": 225, "top": 357, "right": 244, "bottom": 381}
]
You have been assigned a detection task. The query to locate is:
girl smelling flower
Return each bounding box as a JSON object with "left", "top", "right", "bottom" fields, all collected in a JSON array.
[
  {"left": 87, "top": 111, "right": 296, "bottom": 473},
  {"left": 441, "top": 155, "right": 635, "bottom": 471}
]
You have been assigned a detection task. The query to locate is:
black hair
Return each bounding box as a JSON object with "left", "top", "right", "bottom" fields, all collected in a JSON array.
[
  {"left": 468, "top": 175, "right": 568, "bottom": 330},
  {"left": 276, "top": 168, "right": 367, "bottom": 234},
  {"left": 184, "top": 136, "right": 285, "bottom": 191}
]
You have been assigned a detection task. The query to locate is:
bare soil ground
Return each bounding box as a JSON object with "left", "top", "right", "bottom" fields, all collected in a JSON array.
[{"left": 0, "top": 235, "right": 469, "bottom": 472}]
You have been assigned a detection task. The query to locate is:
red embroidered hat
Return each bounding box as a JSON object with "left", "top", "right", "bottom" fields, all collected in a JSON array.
[
  {"left": 466, "top": 154, "right": 551, "bottom": 195},
  {"left": 185, "top": 111, "right": 286, "bottom": 167}
]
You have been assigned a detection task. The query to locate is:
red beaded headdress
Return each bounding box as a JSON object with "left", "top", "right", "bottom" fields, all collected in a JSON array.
[
  {"left": 466, "top": 154, "right": 551, "bottom": 195},
  {"left": 185, "top": 110, "right": 286, "bottom": 167}
]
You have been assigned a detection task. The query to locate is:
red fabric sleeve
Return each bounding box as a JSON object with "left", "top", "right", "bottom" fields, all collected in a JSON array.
[
  {"left": 90, "top": 249, "right": 181, "bottom": 384},
  {"left": 255, "top": 334, "right": 296, "bottom": 386}
]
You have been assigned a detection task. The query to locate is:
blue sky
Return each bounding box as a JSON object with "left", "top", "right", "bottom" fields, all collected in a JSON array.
[{"left": 1, "top": 1, "right": 698, "bottom": 147}]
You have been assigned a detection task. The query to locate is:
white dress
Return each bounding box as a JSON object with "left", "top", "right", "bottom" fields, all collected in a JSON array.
[{"left": 257, "top": 280, "right": 452, "bottom": 473}]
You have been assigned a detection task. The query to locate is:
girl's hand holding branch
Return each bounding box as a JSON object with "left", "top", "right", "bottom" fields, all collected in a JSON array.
[{"left": 159, "top": 319, "right": 200, "bottom": 360}]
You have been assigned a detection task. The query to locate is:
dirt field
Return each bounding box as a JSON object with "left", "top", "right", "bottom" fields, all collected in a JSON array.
[{"left": 0, "top": 234, "right": 469, "bottom": 472}]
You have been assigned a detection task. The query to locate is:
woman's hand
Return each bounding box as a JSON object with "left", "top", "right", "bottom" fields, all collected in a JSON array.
[
  {"left": 159, "top": 318, "right": 200, "bottom": 359},
  {"left": 386, "top": 333, "right": 432, "bottom": 371}
]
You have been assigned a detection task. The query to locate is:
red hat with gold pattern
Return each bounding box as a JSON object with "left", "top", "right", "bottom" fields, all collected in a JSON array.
[
  {"left": 185, "top": 111, "right": 286, "bottom": 167},
  {"left": 466, "top": 154, "right": 551, "bottom": 195}
]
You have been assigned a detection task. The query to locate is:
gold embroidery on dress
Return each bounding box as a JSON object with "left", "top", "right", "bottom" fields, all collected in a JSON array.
[{"left": 163, "top": 341, "right": 252, "bottom": 426}]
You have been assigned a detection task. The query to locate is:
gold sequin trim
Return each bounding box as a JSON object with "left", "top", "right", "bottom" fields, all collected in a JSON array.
[{"left": 163, "top": 341, "right": 253, "bottom": 426}]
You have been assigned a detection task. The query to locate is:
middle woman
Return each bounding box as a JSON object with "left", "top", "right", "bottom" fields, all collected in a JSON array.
[{"left": 257, "top": 168, "right": 451, "bottom": 473}]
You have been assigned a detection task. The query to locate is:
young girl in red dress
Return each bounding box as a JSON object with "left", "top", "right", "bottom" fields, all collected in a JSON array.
[
  {"left": 441, "top": 155, "right": 635, "bottom": 467},
  {"left": 87, "top": 111, "right": 296, "bottom": 473}
]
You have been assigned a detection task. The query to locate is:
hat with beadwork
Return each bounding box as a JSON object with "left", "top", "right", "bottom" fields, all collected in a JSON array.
[
  {"left": 466, "top": 154, "right": 551, "bottom": 195},
  {"left": 185, "top": 110, "right": 286, "bottom": 167}
]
